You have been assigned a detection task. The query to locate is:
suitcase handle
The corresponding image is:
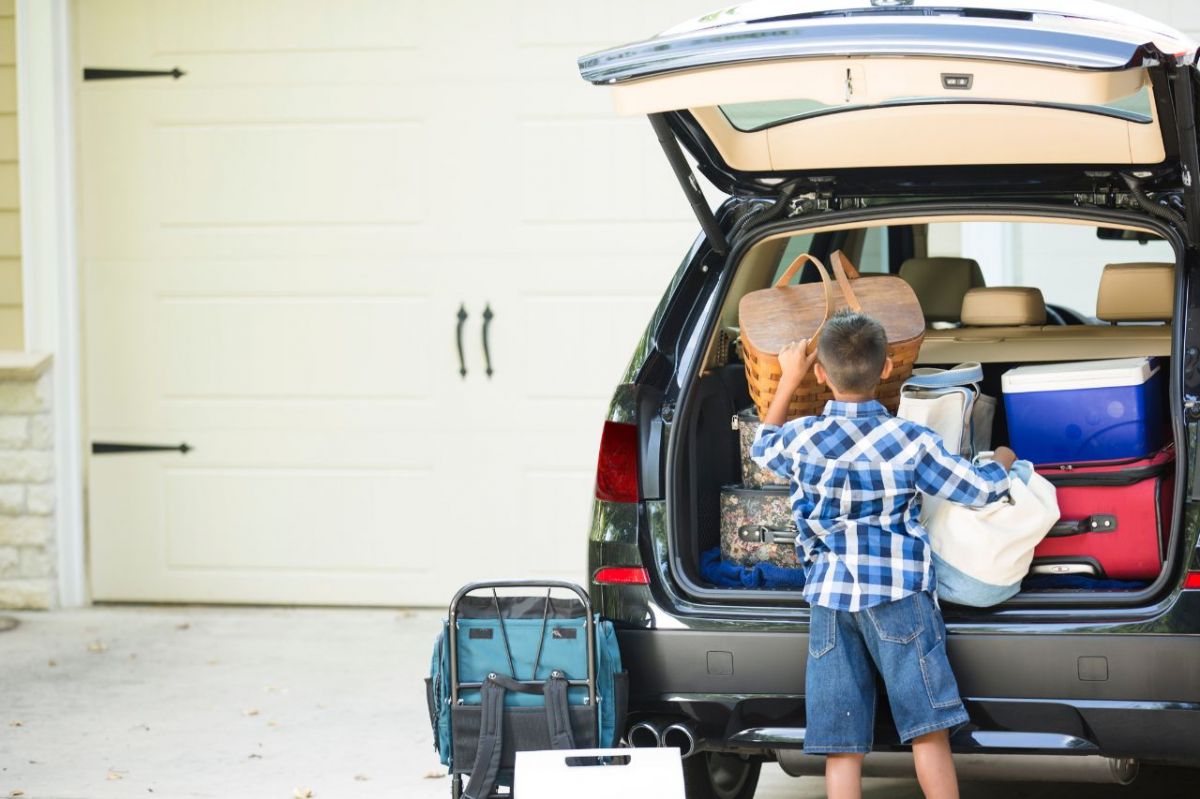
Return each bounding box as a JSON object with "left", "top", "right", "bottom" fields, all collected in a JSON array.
[
  {"left": 1045, "top": 514, "right": 1117, "bottom": 538},
  {"left": 737, "top": 524, "right": 797, "bottom": 545}
]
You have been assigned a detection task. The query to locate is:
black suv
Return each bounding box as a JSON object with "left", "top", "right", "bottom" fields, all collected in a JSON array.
[{"left": 579, "top": 2, "right": 1200, "bottom": 796}]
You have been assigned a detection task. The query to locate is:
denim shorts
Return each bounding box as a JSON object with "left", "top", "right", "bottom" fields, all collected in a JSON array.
[{"left": 803, "top": 590, "right": 969, "bottom": 754}]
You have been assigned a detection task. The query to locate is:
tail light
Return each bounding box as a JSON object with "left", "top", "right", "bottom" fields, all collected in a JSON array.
[
  {"left": 593, "top": 567, "right": 649, "bottom": 585},
  {"left": 595, "top": 420, "right": 639, "bottom": 503},
  {"left": 1185, "top": 572, "right": 1200, "bottom": 590}
]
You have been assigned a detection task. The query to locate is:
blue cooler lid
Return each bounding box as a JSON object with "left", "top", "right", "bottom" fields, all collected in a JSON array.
[{"left": 1001, "top": 357, "right": 1158, "bottom": 394}]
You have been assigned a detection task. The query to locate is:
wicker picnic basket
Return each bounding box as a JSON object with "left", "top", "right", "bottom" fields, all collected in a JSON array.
[{"left": 739, "top": 251, "right": 925, "bottom": 421}]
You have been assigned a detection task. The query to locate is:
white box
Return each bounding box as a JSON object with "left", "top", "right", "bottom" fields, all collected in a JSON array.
[{"left": 514, "top": 747, "right": 685, "bottom": 799}]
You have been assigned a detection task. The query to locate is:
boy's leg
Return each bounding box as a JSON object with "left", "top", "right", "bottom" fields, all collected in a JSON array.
[
  {"left": 858, "top": 592, "right": 969, "bottom": 795},
  {"left": 826, "top": 753, "right": 866, "bottom": 799},
  {"left": 804, "top": 605, "right": 877, "bottom": 795},
  {"left": 912, "top": 729, "right": 959, "bottom": 799}
]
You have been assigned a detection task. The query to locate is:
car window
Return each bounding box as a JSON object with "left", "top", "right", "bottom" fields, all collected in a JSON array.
[
  {"left": 720, "top": 87, "right": 1154, "bottom": 132},
  {"left": 858, "top": 227, "right": 889, "bottom": 274},
  {"left": 927, "top": 221, "right": 1175, "bottom": 319},
  {"left": 771, "top": 233, "right": 816, "bottom": 284}
]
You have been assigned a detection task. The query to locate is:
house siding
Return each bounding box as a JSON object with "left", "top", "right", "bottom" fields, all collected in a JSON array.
[{"left": 0, "top": 0, "right": 20, "bottom": 350}]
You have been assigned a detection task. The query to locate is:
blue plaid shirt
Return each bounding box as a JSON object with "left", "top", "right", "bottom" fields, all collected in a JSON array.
[{"left": 750, "top": 400, "right": 1010, "bottom": 611}]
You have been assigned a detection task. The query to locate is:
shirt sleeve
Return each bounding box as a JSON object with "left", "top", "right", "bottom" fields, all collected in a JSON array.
[
  {"left": 914, "top": 432, "right": 1010, "bottom": 507},
  {"left": 749, "top": 422, "right": 800, "bottom": 480}
]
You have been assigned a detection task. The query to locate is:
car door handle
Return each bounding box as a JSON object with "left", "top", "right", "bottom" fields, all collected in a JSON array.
[
  {"left": 456, "top": 304, "right": 469, "bottom": 379},
  {"left": 92, "top": 442, "right": 192, "bottom": 455},
  {"left": 481, "top": 303, "right": 494, "bottom": 379}
]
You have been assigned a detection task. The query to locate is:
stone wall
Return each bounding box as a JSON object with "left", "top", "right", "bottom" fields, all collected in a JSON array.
[{"left": 0, "top": 353, "right": 54, "bottom": 609}]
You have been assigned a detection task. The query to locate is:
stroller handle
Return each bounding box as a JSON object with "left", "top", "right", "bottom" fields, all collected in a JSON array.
[
  {"left": 449, "top": 579, "right": 592, "bottom": 616},
  {"left": 448, "top": 580, "right": 597, "bottom": 714}
]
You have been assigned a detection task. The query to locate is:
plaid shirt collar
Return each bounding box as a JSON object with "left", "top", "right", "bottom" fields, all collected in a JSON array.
[{"left": 822, "top": 400, "right": 889, "bottom": 419}]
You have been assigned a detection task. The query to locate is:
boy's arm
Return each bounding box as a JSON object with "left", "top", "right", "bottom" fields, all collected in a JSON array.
[
  {"left": 914, "top": 434, "right": 1013, "bottom": 507},
  {"left": 761, "top": 340, "right": 818, "bottom": 427},
  {"left": 750, "top": 340, "right": 819, "bottom": 477}
]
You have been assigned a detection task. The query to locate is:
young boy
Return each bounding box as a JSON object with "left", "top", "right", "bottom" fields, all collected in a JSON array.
[{"left": 750, "top": 309, "right": 1016, "bottom": 799}]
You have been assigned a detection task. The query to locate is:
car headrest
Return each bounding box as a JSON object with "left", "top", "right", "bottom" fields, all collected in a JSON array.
[
  {"left": 899, "top": 257, "right": 986, "bottom": 323},
  {"left": 960, "top": 287, "right": 1046, "bottom": 327},
  {"left": 1096, "top": 262, "right": 1174, "bottom": 322}
]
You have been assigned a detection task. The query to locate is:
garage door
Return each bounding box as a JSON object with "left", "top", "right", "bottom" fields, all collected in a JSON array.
[{"left": 78, "top": 0, "right": 703, "bottom": 604}]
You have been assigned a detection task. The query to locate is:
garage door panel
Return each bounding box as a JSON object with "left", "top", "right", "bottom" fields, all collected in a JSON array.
[
  {"left": 164, "top": 467, "right": 431, "bottom": 572},
  {"left": 151, "top": 0, "right": 419, "bottom": 54},
  {"left": 161, "top": 296, "right": 433, "bottom": 399},
  {"left": 159, "top": 122, "right": 425, "bottom": 227},
  {"left": 512, "top": 294, "right": 658, "bottom": 400}
]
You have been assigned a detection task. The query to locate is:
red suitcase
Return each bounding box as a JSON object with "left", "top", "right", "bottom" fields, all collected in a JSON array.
[{"left": 1033, "top": 448, "right": 1175, "bottom": 580}]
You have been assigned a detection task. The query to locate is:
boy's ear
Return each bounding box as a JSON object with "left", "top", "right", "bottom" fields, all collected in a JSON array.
[
  {"left": 880, "top": 356, "right": 894, "bottom": 381},
  {"left": 814, "top": 361, "right": 828, "bottom": 386}
]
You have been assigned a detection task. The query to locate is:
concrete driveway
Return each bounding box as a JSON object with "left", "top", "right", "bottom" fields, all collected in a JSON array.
[{"left": 0, "top": 606, "right": 1194, "bottom": 798}]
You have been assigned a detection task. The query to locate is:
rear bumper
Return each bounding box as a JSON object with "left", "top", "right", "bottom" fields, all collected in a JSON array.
[{"left": 617, "top": 627, "right": 1200, "bottom": 764}]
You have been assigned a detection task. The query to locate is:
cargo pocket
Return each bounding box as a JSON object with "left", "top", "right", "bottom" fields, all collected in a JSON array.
[
  {"left": 919, "top": 639, "right": 963, "bottom": 710},
  {"left": 808, "top": 607, "right": 836, "bottom": 659},
  {"left": 866, "top": 594, "right": 923, "bottom": 644}
]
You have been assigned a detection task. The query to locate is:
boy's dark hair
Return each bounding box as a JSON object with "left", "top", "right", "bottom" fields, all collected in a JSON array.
[{"left": 817, "top": 309, "right": 888, "bottom": 395}]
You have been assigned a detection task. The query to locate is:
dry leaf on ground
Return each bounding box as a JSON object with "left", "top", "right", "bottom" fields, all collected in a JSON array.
[
  {"left": 87, "top": 641, "right": 107, "bottom": 653},
  {"left": 423, "top": 770, "right": 446, "bottom": 779},
  {"left": 10, "top": 789, "right": 25, "bottom": 796},
  {"left": 106, "top": 770, "right": 124, "bottom": 781},
  {"left": 8, "top": 721, "right": 21, "bottom": 727},
  {"left": 293, "top": 788, "right": 313, "bottom": 799},
  {"left": 242, "top": 708, "right": 260, "bottom": 717}
]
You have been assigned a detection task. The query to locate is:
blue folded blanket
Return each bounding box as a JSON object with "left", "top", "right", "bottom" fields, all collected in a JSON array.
[
  {"left": 1020, "top": 573, "right": 1148, "bottom": 592},
  {"left": 699, "top": 547, "right": 806, "bottom": 590}
]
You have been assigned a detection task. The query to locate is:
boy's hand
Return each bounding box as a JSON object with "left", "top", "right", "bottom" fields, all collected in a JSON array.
[
  {"left": 992, "top": 446, "right": 1017, "bottom": 472},
  {"left": 778, "top": 340, "right": 818, "bottom": 387}
]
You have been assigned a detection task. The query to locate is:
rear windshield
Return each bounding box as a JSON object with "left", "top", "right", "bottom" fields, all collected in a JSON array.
[{"left": 720, "top": 87, "right": 1154, "bottom": 132}]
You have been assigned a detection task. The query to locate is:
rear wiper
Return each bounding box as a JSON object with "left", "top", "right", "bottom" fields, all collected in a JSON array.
[{"left": 753, "top": 7, "right": 1033, "bottom": 24}]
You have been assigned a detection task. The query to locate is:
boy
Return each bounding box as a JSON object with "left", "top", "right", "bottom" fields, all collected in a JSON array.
[{"left": 750, "top": 310, "right": 1016, "bottom": 799}]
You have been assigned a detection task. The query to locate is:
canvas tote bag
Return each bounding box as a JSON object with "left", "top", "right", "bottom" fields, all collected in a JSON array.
[
  {"left": 926, "top": 461, "right": 1061, "bottom": 607},
  {"left": 739, "top": 251, "right": 925, "bottom": 420},
  {"left": 897, "top": 363, "right": 996, "bottom": 459}
]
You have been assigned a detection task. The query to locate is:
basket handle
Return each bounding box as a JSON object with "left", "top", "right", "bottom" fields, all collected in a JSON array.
[
  {"left": 774, "top": 253, "right": 834, "bottom": 355},
  {"left": 830, "top": 250, "right": 864, "bottom": 312}
]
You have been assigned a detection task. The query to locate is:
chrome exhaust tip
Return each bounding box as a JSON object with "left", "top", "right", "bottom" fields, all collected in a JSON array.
[
  {"left": 662, "top": 722, "right": 700, "bottom": 759},
  {"left": 627, "top": 720, "right": 664, "bottom": 748}
]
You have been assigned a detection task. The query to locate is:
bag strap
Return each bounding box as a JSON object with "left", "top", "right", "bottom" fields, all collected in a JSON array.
[
  {"left": 773, "top": 253, "right": 834, "bottom": 355},
  {"left": 902, "top": 362, "right": 985, "bottom": 390},
  {"left": 542, "top": 671, "right": 577, "bottom": 750},
  {"left": 463, "top": 676, "right": 506, "bottom": 799}
]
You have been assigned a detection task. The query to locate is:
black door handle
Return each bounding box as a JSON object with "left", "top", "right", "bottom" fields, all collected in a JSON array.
[
  {"left": 92, "top": 442, "right": 191, "bottom": 455},
  {"left": 456, "top": 304, "right": 469, "bottom": 378},
  {"left": 482, "top": 304, "right": 494, "bottom": 379},
  {"left": 83, "top": 67, "right": 186, "bottom": 81}
]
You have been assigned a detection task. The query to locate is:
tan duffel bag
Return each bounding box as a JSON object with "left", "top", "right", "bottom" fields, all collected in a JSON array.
[{"left": 739, "top": 251, "right": 925, "bottom": 421}]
